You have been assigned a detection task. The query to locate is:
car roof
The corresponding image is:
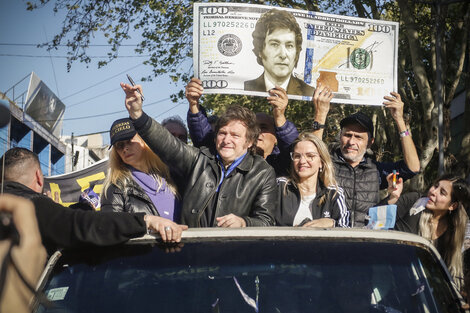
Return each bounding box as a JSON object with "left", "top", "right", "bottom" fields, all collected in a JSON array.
[{"left": 130, "top": 227, "right": 439, "bottom": 254}]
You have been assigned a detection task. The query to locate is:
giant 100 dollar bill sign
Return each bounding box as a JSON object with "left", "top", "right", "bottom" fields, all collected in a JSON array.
[{"left": 193, "top": 3, "right": 398, "bottom": 105}]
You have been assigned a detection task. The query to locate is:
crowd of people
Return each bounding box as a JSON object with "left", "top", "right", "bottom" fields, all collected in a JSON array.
[
  {"left": 115, "top": 79, "right": 470, "bottom": 289},
  {"left": 1, "top": 7, "right": 469, "bottom": 313},
  {"left": 1, "top": 11, "right": 470, "bottom": 309},
  {"left": 1, "top": 79, "right": 470, "bottom": 310}
]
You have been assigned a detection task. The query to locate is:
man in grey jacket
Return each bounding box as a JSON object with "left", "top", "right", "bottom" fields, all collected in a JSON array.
[{"left": 121, "top": 82, "right": 277, "bottom": 228}]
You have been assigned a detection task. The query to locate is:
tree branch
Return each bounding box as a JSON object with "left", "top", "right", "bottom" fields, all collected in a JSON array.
[
  {"left": 445, "top": 3, "right": 469, "bottom": 107},
  {"left": 398, "top": 0, "right": 434, "bottom": 123}
]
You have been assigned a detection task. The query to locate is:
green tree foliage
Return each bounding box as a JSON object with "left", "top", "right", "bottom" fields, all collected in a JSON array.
[
  {"left": 394, "top": 0, "right": 470, "bottom": 189},
  {"left": 27, "top": 0, "right": 470, "bottom": 189}
]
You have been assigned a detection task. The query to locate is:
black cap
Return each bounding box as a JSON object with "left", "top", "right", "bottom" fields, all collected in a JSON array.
[
  {"left": 340, "top": 112, "right": 374, "bottom": 138},
  {"left": 109, "top": 118, "right": 136, "bottom": 147}
]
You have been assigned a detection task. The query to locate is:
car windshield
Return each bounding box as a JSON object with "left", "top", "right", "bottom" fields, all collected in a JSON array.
[{"left": 36, "top": 239, "right": 460, "bottom": 313}]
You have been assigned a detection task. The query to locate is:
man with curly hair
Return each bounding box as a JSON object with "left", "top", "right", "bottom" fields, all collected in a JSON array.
[
  {"left": 244, "top": 9, "right": 314, "bottom": 96},
  {"left": 122, "top": 82, "right": 278, "bottom": 228}
]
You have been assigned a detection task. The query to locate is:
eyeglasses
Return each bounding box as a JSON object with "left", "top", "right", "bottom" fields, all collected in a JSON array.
[{"left": 290, "top": 152, "right": 319, "bottom": 162}]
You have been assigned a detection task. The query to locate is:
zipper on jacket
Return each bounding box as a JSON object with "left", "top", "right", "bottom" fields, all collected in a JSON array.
[
  {"left": 196, "top": 162, "right": 221, "bottom": 227},
  {"left": 351, "top": 167, "right": 356, "bottom": 228},
  {"left": 197, "top": 190, "right": 216, "bottom": 227}
]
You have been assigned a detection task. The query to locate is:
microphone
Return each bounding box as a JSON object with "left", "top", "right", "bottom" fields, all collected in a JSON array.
[{"left": 0, "top": 100, "right": 11, "bottom": 128}]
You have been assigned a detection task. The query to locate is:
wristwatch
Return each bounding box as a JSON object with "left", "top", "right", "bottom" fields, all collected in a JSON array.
[{"left": 312, "top": 121, "right": 326, "bottom": 130}]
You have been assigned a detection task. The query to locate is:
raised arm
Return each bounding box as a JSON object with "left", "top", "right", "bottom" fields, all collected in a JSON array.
[
  {"left": 268, "top": 86, "right": 299, "bottom": 151},
  {"left": 121, "top": 82, "right": 200, "bottom": 176},
  {"left": 185, "top": 78, "right": 215, "bottom": 148},
  {"left": 267, "top": 86, "right": 289, "bottom": 128},
  {"left": 311, "top": 83, "right": 334, "bottom": 139},
  {"left": 185, "top": 77, "right": 204, "bottom": 114},
  {"left": 383, "top": 92, "right": 420, "bottom": 173},
  {"left": 121, "top": 82, "right": 143, "bottom": 120}
]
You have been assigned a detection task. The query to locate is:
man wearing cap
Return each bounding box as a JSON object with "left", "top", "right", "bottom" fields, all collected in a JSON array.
[
  {"left": 312, "top": 92, "right": 420, "bottom": 227},
  {"left": 120, "top": 82, "right": 277, "bottom": 228}
]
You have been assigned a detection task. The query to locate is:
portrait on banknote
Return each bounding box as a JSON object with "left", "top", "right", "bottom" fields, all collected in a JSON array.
[
  {"left": 244, "top": 9, "right": 315, "bottom": 97},
  {"left": 193, "top": 3, "right": 399, "bottom": 105}
]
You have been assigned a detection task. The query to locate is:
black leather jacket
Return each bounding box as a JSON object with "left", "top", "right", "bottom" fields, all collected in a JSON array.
[
  {"left": 101, "top": 179, "right": 160, "bottom": 216},
  {"left": 276, "top": 178, "right": 349, "bottom": 227},
  {"left": 133, "top": 112, "right": 277, "bottom": 227}
]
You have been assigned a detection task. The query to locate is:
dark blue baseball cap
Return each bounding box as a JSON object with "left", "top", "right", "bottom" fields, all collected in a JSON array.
[{"left": 109, "top": 118, "right": 136, "bottom": 147}]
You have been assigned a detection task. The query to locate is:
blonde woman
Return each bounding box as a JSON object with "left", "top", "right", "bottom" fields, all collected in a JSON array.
[
  {"left": 276, "top": 132, "right": 349, "bottom": 227},
  {"left": 388, "top": 174, "right": 470, "bottom": 289},
  {"left": 101, "top": 118, "right": 181, "bottom": 223}
]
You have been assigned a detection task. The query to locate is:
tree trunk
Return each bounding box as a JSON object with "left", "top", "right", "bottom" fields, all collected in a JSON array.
[
  {"left": 452, "top": 8, "right": 470, "bottom": 180},
  {"left": 397, "top": 0, "right": 438, "bottom": 190}
]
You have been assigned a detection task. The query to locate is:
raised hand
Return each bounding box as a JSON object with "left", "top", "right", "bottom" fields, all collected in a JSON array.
[
  {"left": 120, "top": 82, "right": 143, "bottom": 120},
  {"left": 185, "top": 77, "right": 204, "bottom": 114},
  {"left": 313, "top": 82, "right": 334, "bottom": 119},
  {"left": 383, "top": 91, "right": 404, "bottom": 123},
  {"left": 267, "top": 86, "right": 288, "bottom": 127}
]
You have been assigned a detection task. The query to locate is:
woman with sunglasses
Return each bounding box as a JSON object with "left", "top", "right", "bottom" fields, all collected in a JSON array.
[
  {"left": 276, "top": 132, "right": 349, "bottom": 227},
  {"left": 101, "top": 118, "right": 181, "bottom": 226},
  {"left": 387, "top": 173, "right": 470, "bottom": 289}
]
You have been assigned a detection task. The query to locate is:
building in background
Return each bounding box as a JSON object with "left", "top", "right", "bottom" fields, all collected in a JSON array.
[
  {"left": 61, "top": 133, "right": 108, "bottom": 172},
  {"left": 0, "top": 93, "right": 66, "bottom": 176},
  {"left": 1, "top": 72, "right": 107, "bottom": 176}
]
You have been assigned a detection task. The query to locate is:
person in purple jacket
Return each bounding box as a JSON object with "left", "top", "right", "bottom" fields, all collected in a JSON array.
[
  {"left": 185, "top": 77, "right": 299, "bottom": 177},
  {"left": 101, "top": 118, "right": 182, "bottom": 225}
]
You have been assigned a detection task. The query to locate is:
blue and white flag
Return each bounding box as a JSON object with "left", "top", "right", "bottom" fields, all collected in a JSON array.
[{"left": 367, "top": 205, "right": 397, "bottom": 230}]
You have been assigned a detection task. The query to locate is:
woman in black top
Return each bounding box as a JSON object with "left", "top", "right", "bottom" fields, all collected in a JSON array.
[
  {"left": 386, "top": 173, "right": 470, "bottom": 289},
  {"left": 276, "top": 132, "right": 349, "bottom": 227}
]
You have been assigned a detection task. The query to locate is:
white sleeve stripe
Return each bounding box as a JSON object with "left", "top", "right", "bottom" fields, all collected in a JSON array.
[
  {"left": 334, "top": 187, "right": 349, "bottom": 228},
  {"left": 325, "top": 186, "right": 349, "bottom": 227}
]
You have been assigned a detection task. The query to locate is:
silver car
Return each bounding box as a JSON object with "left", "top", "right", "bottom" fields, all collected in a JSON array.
[{"left": 34, "top": 228, "right": 467, "bottom": 313}]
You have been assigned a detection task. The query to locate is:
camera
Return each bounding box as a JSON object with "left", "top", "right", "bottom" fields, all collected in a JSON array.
[{"left": 0, "top": 212, "right": 19, "bottom": 244}]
